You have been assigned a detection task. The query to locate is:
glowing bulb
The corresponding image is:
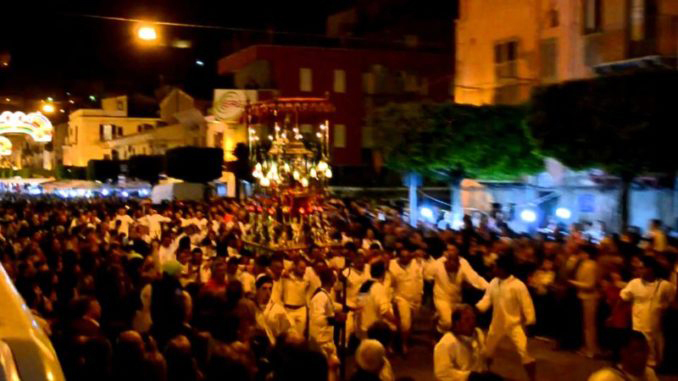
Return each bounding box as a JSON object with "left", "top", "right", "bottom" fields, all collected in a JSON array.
[
  {"left": 268, "top": 135, "right": 273, "bottom": 140},
  {"left": 310, "top": 168, "right": 317, "bottom": 178},
  {"left": 293, "top": 170, "right": 300, "bottom": 180},
  {"left": 41, "top": 104, "right": 55, "bottom": 113},
  {"left": 320, "top": 124, "right": 327, "bottom": 130},
  {"left": 283, "top": 163, "right": 290, "bottom": 172},
  {"left": 316, "top": 132, "right": 323, "bottom": 138},
  {"left": 556, "top": 207, "right": 571, "bottom": 219},
  {"left": 521, "top": 209, "right": 537, "bottom": 223},
  {"left": 325, "top": 168, "right": 332, "bottom": 178},
  {"left": 260, "top": 177, "right": 270, "bottom": 187},
  {"left": 420, "top": 207, "right": 434, "bottom": 220},
  {"left": 301, "top": 178, "right": 309, "bottom": 187},
  {"left": 137, "top": 26, "right": 158, "bottom": 41},
  {"left": 275, "top": 125, "right": 281, "bottom": 131},
  {"left": 317, "top": 161, "right": 328, "bottom": 171}
]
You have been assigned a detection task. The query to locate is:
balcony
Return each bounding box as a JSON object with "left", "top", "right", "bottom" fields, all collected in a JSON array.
[{"left": 587, "top": 14, "right": 678, "bottom": 72}]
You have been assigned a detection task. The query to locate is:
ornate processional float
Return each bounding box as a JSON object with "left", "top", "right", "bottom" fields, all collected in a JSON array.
[{"left": 241, "top": 97, "right": 340, "bottom": 254}]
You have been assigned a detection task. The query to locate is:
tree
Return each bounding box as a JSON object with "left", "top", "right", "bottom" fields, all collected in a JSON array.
[
  {"left": 528, "top": 70, "right": 678, "bottom": 230},
  {"left": 165, "top": 147, "right": 224, "bottom": 183},
  {"left": 369, "top": 102, "right": 543, "bottom": 221},
  {"left": 128, "top": 155, "right": 164, "bottom": 185},
  {"left": 87, "top": 160, "right": 120, "bottom": 182}
]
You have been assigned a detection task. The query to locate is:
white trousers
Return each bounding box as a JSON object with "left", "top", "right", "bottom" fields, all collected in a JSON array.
[
  {"left": 485, "top": 325, "right": 534, "bottom": 365},
  {"left": 285, "top": 306, "right": 308, "bottom": 337}
]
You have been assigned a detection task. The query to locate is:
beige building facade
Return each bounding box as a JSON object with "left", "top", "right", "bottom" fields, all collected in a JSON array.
[
  {"left": 62, "top": 89, "right": 203, "bottom": 166},
  {"left": 455, "top": 0, "right": 678, "bottom": 105}
]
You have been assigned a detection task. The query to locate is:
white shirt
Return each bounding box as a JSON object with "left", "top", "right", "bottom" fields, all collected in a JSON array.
[
  {"left": 141, "top": 213, "right": 171, "bottom": 240},
  {"left": 309, "top": 288, "right": 335, "bottom": 344},
  {"left": 620, "top": 278, "right": 676, "bottom": 332},
  {"left": 305, "top": 266, "right": 322, "bottom": 296},
  {"left": 432, "top": 257, "right": 489, "bottom": 304},
  {"left": 434, "top": 330, "right": 486, "bottom": 381},
  {"left": 358, "top": 280, "right": 392, "bottom": 333},
  {"left": 112, "top": 214, "right": 134, "bottom": 237},
  {"left": 262, "top": 300, "right": 292, "bottom": 342},
  {"left": 157, "top": 244, "right": 176, "bottom": 269},
  {"left": 281, "top": 274, "right": 311, "bottom": 307},
  {"left": 477, "top": 276, "right": 535, "bottom": 331},
  {"left": 342, "top": 265, "right": 370, "bottom": 308},
  {"left": 588, "top": 366, "right": 658, "bottom": 381},
  {"left": 389, "top": 259, "right": 424, "bottom": 304}
]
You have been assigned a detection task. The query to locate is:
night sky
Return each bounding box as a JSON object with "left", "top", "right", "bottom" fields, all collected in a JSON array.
[{"left": 0, "top": 0, "right": 344, "bottom": 100}]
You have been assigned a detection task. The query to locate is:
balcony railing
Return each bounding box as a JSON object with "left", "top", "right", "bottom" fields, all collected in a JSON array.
[{"left": 584, "top": 14, "right": 678, "bottom": 68}]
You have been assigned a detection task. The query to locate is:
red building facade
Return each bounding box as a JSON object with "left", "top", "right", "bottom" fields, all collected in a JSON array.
[{"left": 218, "top": 45, "right": 451, "bottom": 167}]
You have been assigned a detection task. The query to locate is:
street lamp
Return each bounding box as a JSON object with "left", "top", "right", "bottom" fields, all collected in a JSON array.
[
  {"left": 137, "top": 25, "right": 158, "bottom": 41},
  {"left": 42, "top": 104, "right": 55, "bottom": 113}
]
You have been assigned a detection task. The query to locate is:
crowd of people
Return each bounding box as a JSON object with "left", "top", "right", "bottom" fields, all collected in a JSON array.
[{"left": 0, "top": 195, "right": 677, "bottom": 381}]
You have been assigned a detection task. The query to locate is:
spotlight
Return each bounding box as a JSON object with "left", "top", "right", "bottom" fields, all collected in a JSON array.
[
  {"left": 555, "top": 207, "right": 571, "bottom": 219},
  {"left": 520, "top": 209, "right": 537, "bottom": 223}
]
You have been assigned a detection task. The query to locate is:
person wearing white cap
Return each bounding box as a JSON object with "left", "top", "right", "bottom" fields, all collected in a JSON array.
[
  {"left": 352, "top": 339, "right": 394, "bottom": 381},
  {"left": 434, "top": 304, "right": 488, "bottom": 381}
]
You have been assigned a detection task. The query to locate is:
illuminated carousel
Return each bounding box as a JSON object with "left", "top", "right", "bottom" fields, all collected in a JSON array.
[{"left": 241, "top": 97, "right": 339, "bottom": 253}]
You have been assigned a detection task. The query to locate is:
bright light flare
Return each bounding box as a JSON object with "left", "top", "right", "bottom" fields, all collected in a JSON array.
[
  {"left": 556, "top": 207, "right": 571, "bottom": 219},
  {"left": 137, "top": 26, "right": 158, "bottom": 41},
  {"left": 420, "top": 207, "right": 434, "bottom": 221},
  {"left": 521, "top": 209, "right": 537, "bottom": 223},
  {"left": 41, "top": 104, "right": 55, "bottom": 113}
]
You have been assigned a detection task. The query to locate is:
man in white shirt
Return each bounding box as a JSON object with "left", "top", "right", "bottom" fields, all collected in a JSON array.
[
  {"left": 111, "top": 207, "right": 135, "bottom": 237},
  {"left": 255, "top": 275, "right": 290, "bottom": 345},
  {"left": 620, "top": 256, "right": 676, "bottom": 367},
  {"left": 647, "top": 219, "right": 667, "bottom": 253},
  {"left": 141, "top": 209, "right": 171, "bottom": 242},
  {"left": 389, "top": 247, "right": 423, "bottom": 353},
  {"left": 434, "top": 304, "right": 488, "bottom": 381},
  {"left": 477, "top": 254, "right": 536, "bottom": 381},
  {"left": 157, "top": 234, "right": 177, "bottom": 271},
  {"left": 341, "top": 253, "right": 370, "bottom": 340},
  {"left": 282, "top": 256, "right": 312, "bottom": 336},
  {"left": 432, "top": 244, "right": 489, "bottom": 332},
  {"left": 310, "top": 268, "right": 344, "bottom": 363},
  {"left": 588, "top": 330, "right": 659, "bottom": 381},
  {"left": 357, "top": 261, "right": 397, "bottom": 338}
]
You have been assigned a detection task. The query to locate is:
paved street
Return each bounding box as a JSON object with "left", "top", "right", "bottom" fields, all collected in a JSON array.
[{"left": 368, "top": 307, "right": 678, "bottom": 381}]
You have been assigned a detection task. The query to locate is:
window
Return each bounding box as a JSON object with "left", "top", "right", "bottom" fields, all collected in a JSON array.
[
  {"left": 583, "top": 0, "right": 602, "bottom": 34},
  {"left": 333, "top": 70, "right": 346, "bottom": 93},
  {"left": 333, "top": 124, "right": 346, "bottom": 148},
  {"left": 118, "top": 126, "right": 123, "bottom": 137},
  {"left": 494, "top": 40, "right": 518, "bottom": 80},
  {"left": 300, "top": 68, "right": 312, "bottom": 92},
  {"left": 540, "top": 38, "right": 558, "bottom": 82},
  {"left": 547, "top": 8, "right": 559, "bottom": 28}
]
